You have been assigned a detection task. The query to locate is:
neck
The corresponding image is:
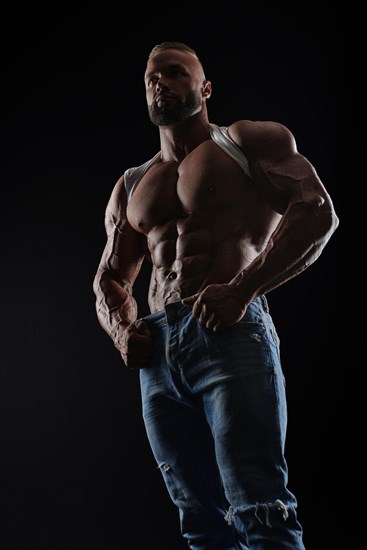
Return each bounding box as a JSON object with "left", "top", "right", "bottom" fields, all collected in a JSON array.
[{"left": 158, "top": 112, "right": 211, "bottom": 163}]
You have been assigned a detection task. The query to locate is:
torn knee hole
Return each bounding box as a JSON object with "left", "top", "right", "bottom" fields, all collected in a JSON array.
[
  {"left": 255, "top": 500, "right": 289, "bottom": 527},
  {"left": 224, "top": 500, "right": 289, "bottom": 528}
]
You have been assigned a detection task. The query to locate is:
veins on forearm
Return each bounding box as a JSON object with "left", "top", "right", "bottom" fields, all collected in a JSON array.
[
  {"left": 95, "top": 271, "right": 138, "bottom": 346},
  {"left": 232, "top": 199, "right": 336, "bottom": 300}
]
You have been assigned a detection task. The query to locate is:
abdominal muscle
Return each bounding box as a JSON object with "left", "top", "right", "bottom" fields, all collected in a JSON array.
[
  {"left": 146, "top": 209, "right": 267, "bottom": 313},
  {"left": 125, "top": 142, "right": 282, "bottom": 313}
]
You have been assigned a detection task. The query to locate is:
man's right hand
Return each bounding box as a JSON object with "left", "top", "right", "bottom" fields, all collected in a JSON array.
[{"left": 117, "top": 319, "right": 153, "bottom": 370}]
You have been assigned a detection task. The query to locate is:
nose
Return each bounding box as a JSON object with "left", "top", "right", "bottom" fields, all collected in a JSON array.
[{"left": 156, "top": 78, "right": 169, "bottom": 92}]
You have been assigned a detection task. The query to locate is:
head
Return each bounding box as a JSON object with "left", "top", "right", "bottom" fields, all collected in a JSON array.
[{"left": 144, "top": 42, "right": 212, "bottom": 127}]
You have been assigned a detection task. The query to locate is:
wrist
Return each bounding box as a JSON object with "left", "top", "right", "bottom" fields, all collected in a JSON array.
[{"left": 229, "top": 276, "right": 257, "bottom": 307}]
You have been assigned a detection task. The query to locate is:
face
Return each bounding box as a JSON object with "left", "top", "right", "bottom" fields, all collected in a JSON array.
[{"left": 144, "top": 49, "right": 209, "bottom": 127}]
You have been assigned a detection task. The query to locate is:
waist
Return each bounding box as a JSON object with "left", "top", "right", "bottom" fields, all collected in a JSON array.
[{"left": 142, "top": 294, "right": 271, "bottom": 328}]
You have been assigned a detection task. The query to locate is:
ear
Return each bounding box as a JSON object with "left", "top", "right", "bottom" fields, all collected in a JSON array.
[{"left": 202, "top": 80, "right": 212, "bottom": 99}]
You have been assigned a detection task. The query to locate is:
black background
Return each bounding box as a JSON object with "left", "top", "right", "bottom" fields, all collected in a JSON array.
[{"left": 1, "top": 6, "right": 341, "bottom": 550}]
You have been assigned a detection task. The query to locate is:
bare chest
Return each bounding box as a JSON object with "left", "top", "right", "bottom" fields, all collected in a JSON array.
[{"left": 126, "top": 141, "right": 250, "bottom": 234}]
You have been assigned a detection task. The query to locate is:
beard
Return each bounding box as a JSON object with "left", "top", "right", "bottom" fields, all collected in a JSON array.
[{"left": 148, "top": 91, "right": 202, "bottom": 127}]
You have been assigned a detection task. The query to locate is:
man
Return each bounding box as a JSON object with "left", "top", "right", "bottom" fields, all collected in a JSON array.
[{"left": 93, "top": 42, "right": 338, "bottom": 549}]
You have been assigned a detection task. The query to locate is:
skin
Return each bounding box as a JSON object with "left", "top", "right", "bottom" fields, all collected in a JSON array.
[{"left": 93, "top": 48, "right": 339, "bottom": 370}]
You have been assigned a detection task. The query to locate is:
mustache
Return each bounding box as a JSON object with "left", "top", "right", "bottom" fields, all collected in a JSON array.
[{"left": 155, "top": 92, "right": 177, "bottom": 102}]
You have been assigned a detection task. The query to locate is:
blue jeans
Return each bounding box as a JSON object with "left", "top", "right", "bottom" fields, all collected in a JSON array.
[{"left": 140, "top": 296, "right": 305, "bottom": 550}]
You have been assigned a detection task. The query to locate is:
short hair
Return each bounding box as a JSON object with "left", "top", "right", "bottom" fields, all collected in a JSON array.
[{"left": 148, "top": 42, "right": 200, "bottom": 61}]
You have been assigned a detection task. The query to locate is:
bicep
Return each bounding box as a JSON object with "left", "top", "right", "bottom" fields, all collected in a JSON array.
[
  {"left": 251, "top": 151, "right": 332, "bottom": 215},
  {"left": 229, "top": 120, "right": 332, "bottom": 215}
]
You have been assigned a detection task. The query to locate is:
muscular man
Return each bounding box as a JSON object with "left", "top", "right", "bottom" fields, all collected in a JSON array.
[{"left": 93, "top": 42, "right": 338, "bottom": 549}]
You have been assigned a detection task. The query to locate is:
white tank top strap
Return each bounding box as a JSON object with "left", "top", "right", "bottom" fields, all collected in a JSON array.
[
  {"left": 209, "top": 123, "right": 252, "bottom": 179},
  {"left": 124, "top": 151, "right": 161, "bottom": 203}
]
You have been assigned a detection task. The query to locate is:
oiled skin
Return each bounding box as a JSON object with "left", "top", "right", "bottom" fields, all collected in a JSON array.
[
  {"left": 126, "top": 138, "right": 281, "bottom": 313},
  {"left": 93, "top": 48, "right": 339, "bottom": 369}
]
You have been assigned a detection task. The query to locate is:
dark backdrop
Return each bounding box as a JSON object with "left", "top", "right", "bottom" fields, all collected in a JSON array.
[{"left": 1, "top": 6, "right": 341, "bottom": 550}]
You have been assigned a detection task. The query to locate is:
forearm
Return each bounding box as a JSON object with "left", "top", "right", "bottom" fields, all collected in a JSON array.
[
  {"left": 230, "top": 199, "right": 338, "bottom": 303},
  {"left": 94, "top": 268, "right": 138, "bottom": 347}
]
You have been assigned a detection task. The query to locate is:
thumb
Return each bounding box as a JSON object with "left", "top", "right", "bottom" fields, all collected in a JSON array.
[{"left": 135, "top": 319, "right": 151, "bottom": 336}]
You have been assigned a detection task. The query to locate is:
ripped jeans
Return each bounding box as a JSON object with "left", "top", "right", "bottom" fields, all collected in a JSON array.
[{"left": 140, "top": 296, "right": 305, "bottom": 550}]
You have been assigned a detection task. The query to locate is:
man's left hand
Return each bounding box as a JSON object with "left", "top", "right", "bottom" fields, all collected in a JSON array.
[{"left": 182, "top": 284, "right": 248, "bottom": 332}]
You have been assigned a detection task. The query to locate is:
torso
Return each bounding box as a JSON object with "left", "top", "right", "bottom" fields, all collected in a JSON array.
[{"left": 126, "top": 139, "right": 281, "bottom": 312}]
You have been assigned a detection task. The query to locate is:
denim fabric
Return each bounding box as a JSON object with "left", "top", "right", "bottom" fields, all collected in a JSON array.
[{"left": 140, "top": 296, "right": 305, "bottom": 550}]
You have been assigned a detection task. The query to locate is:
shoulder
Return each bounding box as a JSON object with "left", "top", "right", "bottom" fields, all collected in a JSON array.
[
  {"left": 123, "top": 151, "right": 161, "bottom": 202},
  {"left": 106, "top": 148, "right": 162, "bottom": 212},
  {"left": 227, "top": 120, "right": 297, "bottom": 160},
  {"left": 105, "top": 175, "right": 128, "bottom": 217}
]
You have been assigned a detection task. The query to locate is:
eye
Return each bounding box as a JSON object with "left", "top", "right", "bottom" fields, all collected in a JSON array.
[
  {"left": 171, "top": 68, "right": 185, "bottom": 76},
  {"left": 147, "top": 75, "right": 158, "bottom": 86},
  {"left": 146, "top": 74, "right": 159, "bottom": 86}
]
